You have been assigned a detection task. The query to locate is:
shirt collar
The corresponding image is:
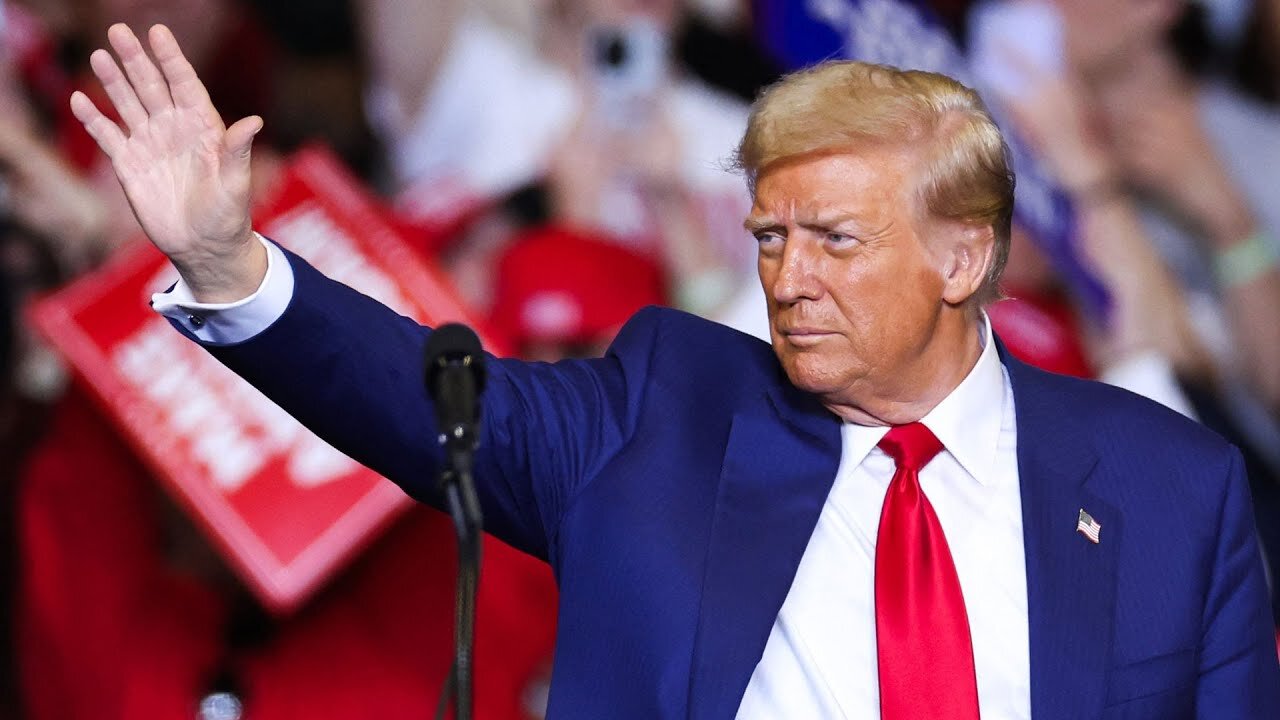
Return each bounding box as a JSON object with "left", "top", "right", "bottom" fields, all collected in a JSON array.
[
  {"left": 919, "top": 313, "right": 1004, "bottom": 485},
  {"left": 839, "top": 314, "right": 1006, "bottom": 486}
]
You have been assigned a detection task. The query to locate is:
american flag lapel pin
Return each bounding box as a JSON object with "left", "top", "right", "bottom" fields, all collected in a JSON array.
[{"left": 1077, "top": 509, "right": 1102, "bottom": 544}]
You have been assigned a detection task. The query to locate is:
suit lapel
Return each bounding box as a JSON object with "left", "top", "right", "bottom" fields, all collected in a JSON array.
[
  {"left": 1005, "top": 351, "right": 1120, "bottom": 719},
  {"left": 687, "top": 380, "right": 842, "bottom": 720}
]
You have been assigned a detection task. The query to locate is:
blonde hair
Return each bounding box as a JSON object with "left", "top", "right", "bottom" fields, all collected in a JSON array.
[{"left": 735, "top": 61, "right": 1014, "bottom": 305}]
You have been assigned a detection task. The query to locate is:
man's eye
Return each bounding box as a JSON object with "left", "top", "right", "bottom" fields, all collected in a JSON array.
[
  {"left": 826, "top": 232, "right": 857, "bottom": 244},
  {"left": 755, "top": 232, "right": 783, "bottom": 245}
]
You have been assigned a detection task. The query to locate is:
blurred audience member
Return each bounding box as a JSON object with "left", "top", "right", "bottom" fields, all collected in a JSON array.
[
  {"left": 0, "top": 110, "right": 108, "bottom": 462},
  {"left": 361, "top": 0, "right": 752, "bottom": 318},
  {"left": 992, "top": 45, "right": 1210, "bottom": 415},
  {"left": 1044, "top": 0, "right": 1280, "bottom": 411},
  {"left": 1, "top": 4, "right": 108, "bottom": 280},
  {"left": 0, "top": 115, "right": 108, "bottom": 275},
  {"left": 0, "top": 14, "right": 101, "bottom": 483},
  {"left": 491, "top": 225, "right": 667, "bottom": 361}
]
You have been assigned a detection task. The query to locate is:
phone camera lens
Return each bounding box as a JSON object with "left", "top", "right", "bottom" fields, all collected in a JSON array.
[{"left": 601, "top": 34, "right": 627, "bottom": 68}]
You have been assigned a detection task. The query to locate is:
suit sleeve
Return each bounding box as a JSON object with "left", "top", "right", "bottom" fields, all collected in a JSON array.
[
  {"left": 181, "top": 246, "right": 656, "bottom": 563},
  {"left": 1195, "top": 445, "right": 1280, "bottom": 716}
]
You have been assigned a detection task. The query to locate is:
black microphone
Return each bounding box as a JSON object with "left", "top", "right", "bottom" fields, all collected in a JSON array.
[
  {"left": 423, "top": 324, "right": 486, "bottom": 720},
  {"left": 423, "top": 323, "right": 487, "bottom": 455}
]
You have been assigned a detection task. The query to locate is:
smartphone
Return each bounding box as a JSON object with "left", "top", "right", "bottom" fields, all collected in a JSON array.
[
  {"left": 588, "top": 19, "right": 668, "bottom": 128},
  {"left": 968, "top": 0, "right": 1065, "bottom": 101}
]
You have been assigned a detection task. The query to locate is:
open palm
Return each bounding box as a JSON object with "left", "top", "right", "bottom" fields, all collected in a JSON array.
[{"left": 70, "top": 23, "right": 264, "bottom": 301}]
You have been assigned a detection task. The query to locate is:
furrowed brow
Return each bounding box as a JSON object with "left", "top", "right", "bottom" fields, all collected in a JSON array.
[
  {"left": 744, "top": 216, "right": 781, "bottom": 233},
  {"left": 800, "top": 211, "right": 862, "bottom": 230}
]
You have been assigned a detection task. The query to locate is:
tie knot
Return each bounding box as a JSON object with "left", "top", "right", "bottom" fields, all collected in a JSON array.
[{"left": 878, "top": 422, "right": 944, "bottom": 472}]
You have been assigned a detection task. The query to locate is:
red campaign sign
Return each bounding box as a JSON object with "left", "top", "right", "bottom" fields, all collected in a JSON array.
[{"left": 29, "top": 146, "right": 503, "bottom": 613}]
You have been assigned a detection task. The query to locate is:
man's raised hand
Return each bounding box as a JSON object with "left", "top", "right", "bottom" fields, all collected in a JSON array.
[{"left": 70, "top": 23, "right": 266, "bottom": 302}]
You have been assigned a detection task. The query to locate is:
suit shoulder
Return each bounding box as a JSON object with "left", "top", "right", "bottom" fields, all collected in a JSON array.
[
  {"left": 610, "top": 306, "right": 780, "bottom": 380},
  {"left": 1024, "top": 365, "right": 1230, "bottom": 460},
  {"left": 1013, "top": 364, "right": 1238, "bottom": 513}
]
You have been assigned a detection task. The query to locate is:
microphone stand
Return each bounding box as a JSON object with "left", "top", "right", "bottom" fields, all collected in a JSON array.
[
  {"left": 424, "top": 325, "right": 487, "bottom": 720},
  {"left": 435, "top": 433, "right": 483, "bottom": 720}
]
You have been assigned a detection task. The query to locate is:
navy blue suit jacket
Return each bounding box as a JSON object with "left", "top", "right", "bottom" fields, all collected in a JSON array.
[{"left": 195, "top": 248, "right": 1280, "bottom": 718}]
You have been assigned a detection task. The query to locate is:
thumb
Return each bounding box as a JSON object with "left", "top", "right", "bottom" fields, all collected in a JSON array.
[{"left": 223, "top": 115, "right": 263, "bottom": 165}]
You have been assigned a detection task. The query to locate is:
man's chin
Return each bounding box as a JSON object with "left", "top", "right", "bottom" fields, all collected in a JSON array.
[{"left": 777, "top": 357, "right": 842, "bottom": 397}]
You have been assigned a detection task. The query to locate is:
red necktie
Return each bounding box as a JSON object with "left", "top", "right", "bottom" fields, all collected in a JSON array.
[{"left": 875, "top": 422, "right": 980, "bottom": 720}]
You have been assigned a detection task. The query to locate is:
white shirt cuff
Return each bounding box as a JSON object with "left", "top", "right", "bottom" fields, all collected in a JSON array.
[{"left": 150, "top": 233, "right": 295, "bottom": 344}]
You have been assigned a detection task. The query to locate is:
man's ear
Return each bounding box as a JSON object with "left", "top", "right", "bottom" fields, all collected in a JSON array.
[{"left": 938, "top": 222, "right": 995, "bottom": 306}]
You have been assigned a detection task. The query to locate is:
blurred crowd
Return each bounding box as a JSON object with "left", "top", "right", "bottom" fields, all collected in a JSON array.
[{"left": 1, "top": 0, "right": 1278, "bottom": 718}]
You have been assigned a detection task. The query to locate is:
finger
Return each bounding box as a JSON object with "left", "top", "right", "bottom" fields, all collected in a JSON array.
[
  {"left": 222, "top": 114, "right": 263, "bottom": 173},
  {"left": 70, "top": 90, "right": 127, "bottom": 157},
  {"left": 148, "top": 24, "right": 223, "bottom": 129},
  {"left": 88, "top": 48, "right": 149, "bottom": 132},
  {"left": 225, "top": 115, "right": 262, "bottom": 153},
  {"left": 107, "top": 23, "right": 173, "bottom": 115}
]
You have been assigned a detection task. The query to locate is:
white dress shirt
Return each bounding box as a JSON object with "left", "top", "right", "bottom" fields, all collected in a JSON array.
[
  {"left": 153, "top": 240, "right": 1031, "bottom": 717},
  {"left": 738, "top": 318, "right": 1030, "bottom": 719}
]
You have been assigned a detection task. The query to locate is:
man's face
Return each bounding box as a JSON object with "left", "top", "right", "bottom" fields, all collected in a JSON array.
[{"left": 749, "top": 147, "right": 951, "bottom": 412}]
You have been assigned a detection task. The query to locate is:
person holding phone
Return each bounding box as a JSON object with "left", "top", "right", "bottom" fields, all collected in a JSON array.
[{"left": 361, "top": 0, "right": 754, "bottom": 319}]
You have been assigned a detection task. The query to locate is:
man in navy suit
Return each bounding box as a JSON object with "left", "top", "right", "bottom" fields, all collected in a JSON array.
[{"left": 73, "top": 23, "right": 1280, "bottom": 719}]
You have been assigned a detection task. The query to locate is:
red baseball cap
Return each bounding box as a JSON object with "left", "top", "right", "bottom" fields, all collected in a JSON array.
[{"left": 490, "top": 225, "right": 667, "bottom": 353}]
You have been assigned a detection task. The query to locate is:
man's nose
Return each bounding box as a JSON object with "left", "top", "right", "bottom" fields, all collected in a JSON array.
[{"left": 772, "top": 237, "right": 823, "bottom": 305}]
